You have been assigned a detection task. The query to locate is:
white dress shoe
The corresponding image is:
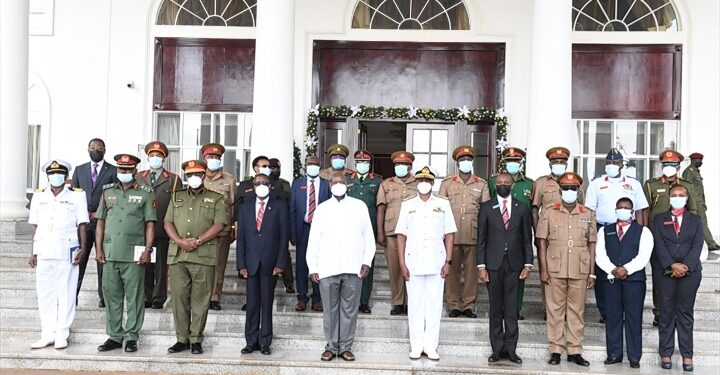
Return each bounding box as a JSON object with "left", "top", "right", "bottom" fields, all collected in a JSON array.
[
  {"left": 409, "top": 351, "right": 422, "bottom": 360},
  {"left": 425, "top": 350, "right": 440, "bottom": 360},
  {"left": 31, "top": 339, "right": 54, "bottom": 349},
  {"left": 54, "top": 338, "right": 68, "bottom": 349}
]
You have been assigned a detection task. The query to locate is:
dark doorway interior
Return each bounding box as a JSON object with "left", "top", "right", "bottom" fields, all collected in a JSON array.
[{"left": 360, "top": 121, "right": 406, "bottom": 179}]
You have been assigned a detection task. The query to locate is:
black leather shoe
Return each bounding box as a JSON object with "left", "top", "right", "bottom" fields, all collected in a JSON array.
[
  {"left": 124, "top": 340, "right": 137, "bottom": 352},
  {"left": 359, "top": 304, "right": 371, "bottom": 314},
  {"left": 261, "top": 347, "right": 271, "bottom": 355},
  {"left": 167, "top": 342, "right": 190, "bottom": 353},
  {"left": 191, "top": 343, "right": 203, "bottom": 354},
  {"left": 390, "top": 305, "right": 405, "bottom": 315},
  {"left": 98, "top": 300, "right": 106, "bottom": 308},
  {"left": 448, "top": 309, "right": 462, "bottom": 317},
  {"left": 653, "top": 317, "right": 659, "bottom": 327},
  {"left": 241, "top": 304, "right": 247, "bottom": 312},
  {"left": 507, "top": 352, "right": 522, "bottom": 364},
  {"left": 682, "top": 363, "right": 693, "bottom": 372},
  {"left": 488, "top": 353, "right": 501, "bottom": 362},
  {"left": 517, "top": 314, "right": 525, "bottom": 320},
  {"left": 548, "top": 353, "right": 561, "bottom": 365},
  {"left": 97, "top": 339, "right": 122, "bottom": 352},
  {"left": 462, "top": 309, "right": 477, "bottom": 318},
  {"left": 285, "top": 285, "right": 295, "bottom": 294},
  {"left": 209, "top": 301, "right": 221, "bottom": 310},
  {"left": 568, "top": 354, "right": 590, "bottom": 367},
  {"left": 144, "top": 302, "right": 152, "bottom": 308},
  {"left": 499, "top": 351, "right": 509, "bottom": 359},
  {"left": 241, "top": 344, "right": 260, "bottom": 354},
  {"left": 708, "top": 244, "right": 720, "bottom": 251},
  {"left": 604, "top": 356, "right": 623, "bottom": 364},
  {"left": 151, "top": 302, "right": 164, "bottom": 309},
  {"left": 660, "top": 361, "right": 672, "bottom": 370},
  {"left": 630, "top": 360, "right": 640, "bottom": 368}
]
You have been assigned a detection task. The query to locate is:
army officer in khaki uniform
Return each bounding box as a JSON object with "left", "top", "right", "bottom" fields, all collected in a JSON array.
[
  {"left": 320, "top": 144, "right": 355, "bottom": 180},
  {"left": 95, "top": 154, "right": 156, "bottom": 353},
  {"left": 165, "top": 160, "right": 227, "bottom": 355},
  {"left": 438, "top": 145, "right": 490, "bottom": 318},
  {"left": 536, "top": 172, "right": 596, "bottom": 367}
]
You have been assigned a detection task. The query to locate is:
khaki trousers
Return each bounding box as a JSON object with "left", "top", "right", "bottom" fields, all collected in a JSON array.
[
  {"left": 545, "top": 277, "right": 587, "bottom": 355},
  {"left": 444, "top": 244, "right": 478, "bottom": 310},
  {"left": 386, "top": 235, "right": 407, "bottom": 306}
]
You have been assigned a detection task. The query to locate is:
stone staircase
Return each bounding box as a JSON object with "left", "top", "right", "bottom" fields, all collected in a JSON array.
[{"left": 1, "top": 234, "right": 719, "bottom": 374}]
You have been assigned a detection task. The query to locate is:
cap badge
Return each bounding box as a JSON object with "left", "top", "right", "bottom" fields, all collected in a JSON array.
[{"left": 50, "top": 161, "right": 59, "bottom": 169}]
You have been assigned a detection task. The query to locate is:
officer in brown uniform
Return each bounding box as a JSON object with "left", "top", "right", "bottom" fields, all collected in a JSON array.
[
  {"left": 376, "top": 151, "right": 418, "bottom": 315},
  {"left": 135, "top": 141, "right": 182, "bottom": 309},
  {"left": 439, "top": 145, "right": 490, "bottom": 318},
  {"left": 200, "top": 143, "right": 237, "bottom": 311},
  {"left": 536, "top": 172, "right": 597, "bottom": 367},
  {"left": 320, "top": 144, "right": 355, "bottom": 180}
]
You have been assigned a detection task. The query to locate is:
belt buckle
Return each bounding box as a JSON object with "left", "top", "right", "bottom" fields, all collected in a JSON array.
[{"left": 568, "top": 239, "right": 574, "bottom": 247}]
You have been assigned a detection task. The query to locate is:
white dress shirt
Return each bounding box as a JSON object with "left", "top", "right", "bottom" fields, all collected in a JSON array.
[
  {"left": 304, "top": 176, "right": 320, "bottom": 222},
  {"left": 28, "top": 187, "right": 89, "bottom": 260},
  {"left": 595, "top": 223, "right": 654, "bottom": 280},
  {"left": 306, "top": 196, "right": 376, "bottom": 279},
  {"left": 584, "top": 173, "right": 649, "bottom": 225}
]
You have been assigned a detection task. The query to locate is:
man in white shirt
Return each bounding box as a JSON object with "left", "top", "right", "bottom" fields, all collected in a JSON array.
[
  {"left": 396, "top": 166, "right": 457, "bottom": 361},
  {"left": 28, "top": 160, "right": 90, "bottom": 350},
  {"left": 307, "top": 172, "right": 375, "bottom": 362},
  {"left": 595, "top": 197, "right": 653, "bottom": 369}
]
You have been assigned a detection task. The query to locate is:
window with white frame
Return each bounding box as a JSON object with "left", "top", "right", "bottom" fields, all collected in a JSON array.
[
  {"left": 352, "top": 0, "right": 470, "bottom": 30},
  {"left": 156, "top": 0, "right": 256, "bottom": 26},
  {"left": 575, "top": 119, "right": 678, "bottom": 184},
  {"left": 411, "top": 128, "right": 449, "bottom": 178},
  {"left": 572, "top": 0, "right": 680, "bottom": 32},
  {"left": 154, "top": 112, "right": 252, "bottom": 179}
]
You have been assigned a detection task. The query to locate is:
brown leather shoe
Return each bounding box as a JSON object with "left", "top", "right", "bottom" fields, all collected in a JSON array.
[
  {"left": 295, "top": 301, "right": 307, "bottom": 311},
  {"left": 311, "top": 302, "right": 323, "bottom": 312}
]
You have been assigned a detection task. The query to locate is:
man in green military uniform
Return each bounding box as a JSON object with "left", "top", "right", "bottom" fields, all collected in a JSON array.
[
  {"left": 682, "top": 152, "right": 718, "bottom": 250},
  {"left": 488, "top": 146, "right": 534, "bottom": 320},
  {"left": 644, "top": 150, "right": 698, "bottom": 326},
  {"left": 269, "top": 157, "right": 295, "bottom": 293},
  {"left": 320, "top": 144, "right": 355, "bottom": 180},
  {"left": 165, "top": 160, "right": 227, "bottom": 355},
  {"left": 346, "top": 150, "right": 383, "bottom": 314},
  {"left": 95, "top": 154, "right": 157, "bottom": 353}
]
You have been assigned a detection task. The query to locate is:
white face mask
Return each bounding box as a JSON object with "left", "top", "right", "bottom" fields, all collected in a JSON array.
[
  {"left": 117, "top": 172, "right": 134, "bottom": 184},
  {"left": 331, "top": 183, "right": 347, "bottom": 197},
  {"left": 417, "top": 181, "right": 433, "bottom": 195},
  {"left": 206, "top": 159, "right": 222, "bottom": 171},
  {"left": 48, "top": 174, "right": 66, "bottom": 187},
  {"left": 615, "top": 208, "right": 632, "bottom": 222},
  {"left": 254, "top": 184, "right": 270, "bottom": 198},
  {"left": 662, "top": 166, "right": 677, "bottom": 177},
  {"left": 306, "top": 165, "right": 320, "bottom": 177},
  {"left": 458, "top": 160, "right": 473, "bottom": 174},
  {"left": 670, "top": 196, "right": 687, "bottom": 210},
  {"left": 187, "top": 175, "right": 203, "bottom": 189},
  {"left": 356, "top": 162, "right": 370, "bottom": 175},
  {"left": 551, "top": 164, "right": 567, "bottom": 176},
  {"left": 561, "top": 189, "right": 578, "bottom": 204},
  {"left": 258, "top": 167, "right": 272, "bottom": 176},
  {"left": 148, "top": 156, "right": 164, "bottom": 169},
  {"left": 605, "top": 164, "right": 621, "bottom": 178}
]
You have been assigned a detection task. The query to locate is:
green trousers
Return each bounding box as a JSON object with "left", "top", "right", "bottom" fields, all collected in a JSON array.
[
  {"left": 170, "top": 262, "right": 214, "bottom": 344},
  {"left": 699, "top": 204, "right": 718, "bottom": 247},
  {"left": 102, "top": 261, "right": 146, "bottom": 342},
  {"left": 360, "top": 257, "right": 375, "bottom": 305}
]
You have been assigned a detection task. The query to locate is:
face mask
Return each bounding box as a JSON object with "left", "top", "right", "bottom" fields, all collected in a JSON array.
[
  {"left": 331, "top": 183, "right": 347, "bottom": 197},
  {"left": 496, "top": 185, "right": 512, "bottom": 198},
  {"left": 394, "top": 165, "right": 409, "bottom": 178},
  {"left": 89, "top": 150, "right": 104, "bottom": 163},
  {"left": 331, "top": 158, "right": 346, "bottom": 170},
  {"left": 306, "top": 165, "right": 320, "bottom": 177},
  {"left": 506, "top": 162, "right": 521, "bottom": 175},
  {"left": 458, "top": 160, "right": 473, "bottom": 174},
  {"left": 662, "top": 166, "right": 677, "bottom": 177},
  {"left": 48, "top": 174, "right": 66, "bottom": 187},
  {"left": 615, "top": 208, "right": 632, "bottom": 222},
  {"left": 356, "top": 162, "right": 370, "bottom": 175},
  {"left": 117, "top": 172, "right": 134, "bottom": 184},
  {"left": 605, "top": 164, "right": 620, "bottom": 178},
  {"left": 259, "top": 167, "right": 271, "bottom": 176},
  {"left": 561, "top": 189, "right": 578, "bottom": 204},
  {"left": 187, "top": 175, "right": 203, "bottom": 189},
  {"left": 148, "top": 156, "right": 164, "bottom": 169},
  {"left": 207, "top": 159, "right": 222, "bottom": 171},
  {"left": 254, "top": 184, "right": 270, "bottom": 198},
  {"left": 270, "top": 171, "right": 281, "bottom": 180},
  {"left": 551, "top": 164, "right": 567, "bottom": 177},
  {"left": 417, "top": 181, "right": 433, "bottom": 195},
  {"left": 670, "top": 196, "right": 687, "bottom": 210}
]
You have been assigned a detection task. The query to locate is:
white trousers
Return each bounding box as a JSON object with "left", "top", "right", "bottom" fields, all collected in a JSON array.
[
  {"left": 36, "top": 259, "right": 78, "bottom": 341},
  {"left": 406, "top": 273, "right": 445, "bottom": 354}
]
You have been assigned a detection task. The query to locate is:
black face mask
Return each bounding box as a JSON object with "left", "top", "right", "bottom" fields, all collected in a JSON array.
[
  {"left": 89, "top": 150, "right": 104, "bottom": 162},
  {"left": 270, "top": 171, "right": 281, "bottom": 180},
  {"left": 496, "top": 185, "right": 512, "bottom": 198}
]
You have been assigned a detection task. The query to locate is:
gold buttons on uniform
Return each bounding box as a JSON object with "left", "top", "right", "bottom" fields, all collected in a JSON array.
[
  {"left": 189, "top": 207, "right": 193, "bottom": 210},
  {"left": 187, "top": 219, "right": 191, "bottom": 222}
]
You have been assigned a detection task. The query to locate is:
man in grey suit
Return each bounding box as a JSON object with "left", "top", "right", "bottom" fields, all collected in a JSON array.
[{"left": 71, "top": 138, "right": 117, "bottom": 308}]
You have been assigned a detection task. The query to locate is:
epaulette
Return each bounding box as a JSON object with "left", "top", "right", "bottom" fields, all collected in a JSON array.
[
  {"left": 35, "top": 188, "right": 44, "bottom": 193},
  {"left": 139, "top": 185, "right": 153, "bottom": 193},
  {"left": 402, "top": 196, "right": 414, "bottom": 202},
  {"left": 102, "top": 183, "right": 116, "bottom": 190},
  {"left": 162, "top": 171, "right": 170, "bottom": 178},
  {"left": 435, "top": 195, "right": 449, "bottom": 200},
  {"left": 442, "top": 176, "right": 454, "bottom": 182},
  {"left": 579, "top": 205, "right": 586, "bottom": 213},
  {"left": 72, "top": 187, "right": 83, "bottom": 193},
  {"left": 552, "top": 202, "right": 561, "bottom": 210},
  {"left": 646, "top": 177, "right": 661, "bottom": 183}
]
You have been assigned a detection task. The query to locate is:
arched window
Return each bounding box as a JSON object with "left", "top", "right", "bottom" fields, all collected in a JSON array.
[
  {"left": 156, "top": 0, "right": 256, "bottom": 27},
  {"left": 573, "top": 0, "right": 679, "bottom": 31},
  {"left": 352, "top": 0, "right": 470, "bottom": 30}
]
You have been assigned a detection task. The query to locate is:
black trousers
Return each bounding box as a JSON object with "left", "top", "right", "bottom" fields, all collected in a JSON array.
[
  {"left": 144, "top": 237, "right": 169, "bottom": 305},
  {"left": 77, "top": 226, "right": 103, "bottom": 303},
  {"left": 658, "top": 270, "right": 701, "bottom": 358},
  {"left": 486, "top": 255, "right": 521, "bottom": 355},
  {"left": 245, "top": 270, "right": 278, "bottom": 348},
  {"left": 604, "top": 279, "right": 645, "bottom": 361}
]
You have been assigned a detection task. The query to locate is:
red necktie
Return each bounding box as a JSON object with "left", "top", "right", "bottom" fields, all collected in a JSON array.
[
  {"left": 673, "top": 216, "right": 680, "bottom": 235},
  {"left": 617, "top": 222, "right": 627, "bottom": 241},
  {"left": 256, "top": 201, "right": 265, "bottom": 231},
  {"left": 501, "top": 199, "right": 509, "bottom": 230},
  {"left": 307, "top": 179, "right": 316, "bottom": 223}
]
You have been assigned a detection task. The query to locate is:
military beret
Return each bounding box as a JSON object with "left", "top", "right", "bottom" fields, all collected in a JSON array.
[
  {"left": 659, "top": 150, "right": 683, "bottom": 163},
  {"left": 200, "top": 143, "right": 225, "bottom": 157},
  {"left": 546, "top": 147, "right": 570, "bottom": 160},
  {"left": 391, "top": 151, "right": 415, "bottom": 164},
  {"left": 353, "top": 150, "right": 373, "bottom": 161},
  {"left": 689, "top": 152, "right": 703, "bottom": 160},
  {"left": 182, "top": 160, "right": 207, "bottom": 174},
  {"left": 502, "top": 147, "right": 526, "bottom": 160},
  {"left": 144, "top": 141, "right": 168, "bottom": 157},
  {"left": 606, "top": 148, "right": 623, "bottom": 161},
  {"left": 452, "top": 146, "right": 475, "bottom": 161},
  {"left": 558, "top": 172, "right": 583, "bottom": 187},
  {"left": 327, "top": 144, "right": 349, "bottom": 157},
  {"left": 114, "top": 154, "right": 141, "bottom": 169},
  {"left": 42, "top": 159, "right": 71, "bottom": 174},
  {"left": 415, "top": 166, "right": 436, "bottom": 180}
]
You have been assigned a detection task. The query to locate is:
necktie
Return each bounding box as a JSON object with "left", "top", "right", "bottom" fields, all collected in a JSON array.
[
  {"left": 91, "top": 163, "right": 98, "bottom": 185},
  {"left": 673, "top": 216, "right": 681, "bottom": 235},
  {"left": 617, "top": 222, "right": 626, "bottom": 241},
  {"left": 151, "top": 172, "right": 157, "bottom": 185},
  {"left": 307, "top": 179, "right": 316, "bottom": 223},
  {"left": 501, "top": 199, "right": 509, "bottom": 230},
  {"left": 256, "top": 201, "right": 265, "bottom": 231}
]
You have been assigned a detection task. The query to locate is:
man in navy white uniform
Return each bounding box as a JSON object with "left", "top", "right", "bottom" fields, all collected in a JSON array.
[
  {"left": 595, "top": 197, "right": 653, "bottom": 369},
  {"left": 584, "top": 148, "right": 648, "bottom": 323},
  {"left": 396, "top": 166, "right": 456, "bottom": 361},
  {"left": 28, "top": 160, "right": 90, "bottom": 350}
]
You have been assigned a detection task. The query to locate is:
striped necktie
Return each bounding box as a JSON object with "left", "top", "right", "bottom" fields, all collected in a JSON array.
[
  {"left": 501, "top": 199, "right": 510, "bottom": 230},
  {"left": 307, "top": 179, "right": 316, "bottom": 223},
  {"left": 256, "top": 201, "right": 265, "bottom": 231}
]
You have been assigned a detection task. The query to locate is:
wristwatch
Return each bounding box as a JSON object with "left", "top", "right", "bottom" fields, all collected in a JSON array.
[
  {"left": 195, "top": 238, "right": 203, "bottom": 246},
  {"left": 145, "top": 247, "right": 153, "bottom": 254}
]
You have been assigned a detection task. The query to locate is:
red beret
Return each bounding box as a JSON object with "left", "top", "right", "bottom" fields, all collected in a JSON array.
[{"left": 689, "top": 152, "right": 703, "bottom": 160}]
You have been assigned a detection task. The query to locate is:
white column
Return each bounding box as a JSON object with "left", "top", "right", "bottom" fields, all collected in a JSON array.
[
  {"left": 525, "top": 0, "right": 575, "bottom": 178},
  {"left": 0, "top": 0, "right": 30, "bottom": 220},
  {"left": 251, "top": 0, "right": 295, "bottom": 181}
]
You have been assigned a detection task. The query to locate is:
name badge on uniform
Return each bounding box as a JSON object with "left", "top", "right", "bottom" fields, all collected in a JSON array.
[
  {"left": 663, "top": 221, "right": 673, "bottom": 225},
  {"left": 580, "top": 218, "right": 592, "bottom": 223},
  {"left": 408, "top": 210, "right": 416, "bottom": 214},
  {"left": 300, "top": 186, "right": 308, "bottom": 190},
  {"left": 656, "top": 189, "right": 666, "bottom": 192},
  {"left": 470, "top": 188, "right": 483, "bottom": 193},
  {"left": 203, "top": 198, "right": 215, "bottom": 203},
  {"left": 433, "top": 207, "right": 444, "bottom": 213},
  {"left": 492, "top": 204, "right": 500, "bottom": 209},
  {"left": 107, "top": 196, "right": 117, "bottom": 200},
  {"left": 244, "top": 188, "right": 253, "bottom": 193},
  {"left": 600, "top": 186, "right": 608, "bottom": 190},
  {"left": 128, "top": 195, "right": 143, "bottom": 203},
  {"left": 606, "top": 231, "right": 616, "bottom": 235}
]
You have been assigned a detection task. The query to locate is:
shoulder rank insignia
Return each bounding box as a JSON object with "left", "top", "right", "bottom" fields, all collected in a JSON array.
[
  {"left": 435, "top": 195, "right": 448, "bottom": 200},
  {"left": 102, "top": 183, "right": 116, "bottom": 190},
  {"left": 72, "top": 187, "right": 83, "bottom": 193},
  {"left": 35, "top": 188, "right": 45, "bottom": 193}
]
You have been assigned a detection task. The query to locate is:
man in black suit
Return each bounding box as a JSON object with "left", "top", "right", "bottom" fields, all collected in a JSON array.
[
  {"left": 236, "top": 173, "right": 288, "bottom": 356},
  {"left": 476, "top": 172, "right": 533, "bottom": 364},
  {"left": 71, "top": 138, "right": 117, "bottom": 308}
]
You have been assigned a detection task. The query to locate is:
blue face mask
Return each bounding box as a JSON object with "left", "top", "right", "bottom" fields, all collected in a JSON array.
[
  {"left": 670, "top": 197, "right": 687, "bottom": 210},
  {"left": 331, "top": 158, "right": 346, "bottom": 170},
  {"left": 148, "top": 156, "right": 164, "bottom": 169},
  {"left": 207, "top": 159, "right": 222, "bottom": 171},
  {"left": 259, "top": 167, "right": 271, "bottom": 176},
  {"left": 306, "top": 165, "right": 320, "bottom": 177},
  {"left": 458, "top": 160, "right": 473, "bottom": 174},
  {"left": 506, "top": 161, "right": 521, "bottom": 175},
  {"left": 551, "top": 164, "right": 567, "bottom": 176},
  {"left": 117, "top": 172, "right": 134, "bottom": 184},
  {"left": 356, "top": 162, "right": 370, "bottom": 175},
  {"left": 48, "top": 174, "right": 66, "bottom": 187},
  {"left": 394, "top": 165, "right": 409, "bottom": 178},
  {"left": 605, "top": 164, "right": 620, "bottom": 178},
  {"left": 561, "top": 189, "right": 578, "bottom": 204}
]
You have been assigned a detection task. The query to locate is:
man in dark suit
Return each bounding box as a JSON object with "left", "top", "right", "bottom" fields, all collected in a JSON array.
[
  {"left": 290, "top": 155, "right": 331, "bottom": 312},
  {"left": 237, "top": 173, "right": 288, "bottom": 355},
  {"left": 476, "top": 172, "right": 533, "bottom": 364},
  {"left": 71, "top": 138, "right": 117, "bottom": 308}
]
